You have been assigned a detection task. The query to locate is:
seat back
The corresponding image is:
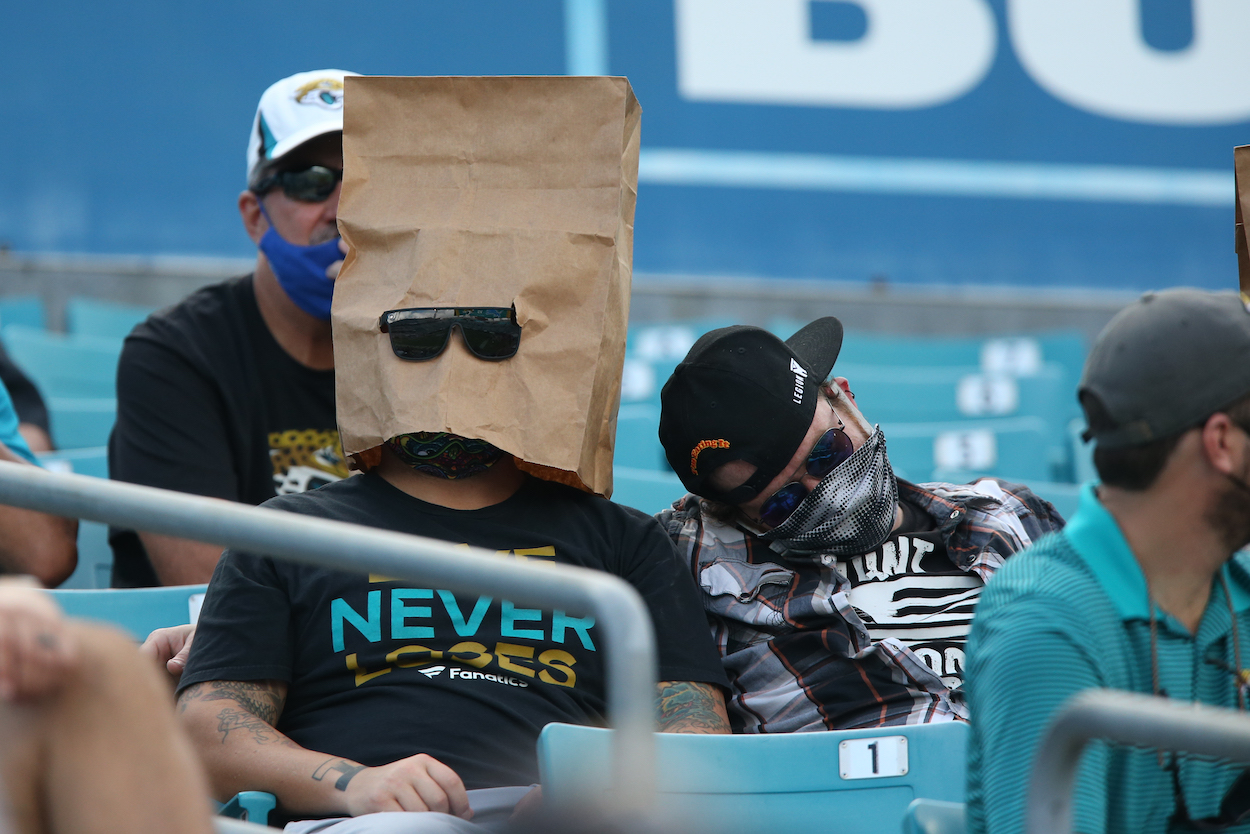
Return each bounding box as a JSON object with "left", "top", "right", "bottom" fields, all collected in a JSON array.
[
  {"left": 538, "top": 721, "right": 968, "bottom": 834},
  {"left": 0, "top": 296, "right": 47, "bottom": 330},
  {"left": 902, "top": 799, "right": 967, "bottom": 834},
  {"left": 2, "top": 326, "right": 122, "bottom": 399},
  {"left": 882, "top": 417, "right": 1056, "bottom": 483},
  {"left": 48, "top": 584, "right": 207, "bottom": 641},
  {"left": 615, "top": 405, "right": 669, "bottom": 471},
  {"left": 66, "top": 297, "right": 155, "bottom": 340},
  {"left": 612, "top": 466, "right": 684, "bottom": 516},
  {"left": 46, "top": 396, "right": 117, "bottom": 449}
]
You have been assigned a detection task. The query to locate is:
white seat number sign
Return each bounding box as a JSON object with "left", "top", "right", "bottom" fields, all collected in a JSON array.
[{"left": 839, "top": 735, "right": 909, "bottom": 780}]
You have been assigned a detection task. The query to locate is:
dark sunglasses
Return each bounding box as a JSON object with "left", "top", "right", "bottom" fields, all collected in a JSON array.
[
  {"left": 757, "top": 421, "right": 855, "bottom": 528},
  {"left": 378, "top": 307, "right": 521, "bottom": 362},
  {"left": 254, "top": 165, "right": 343, "bottom": 203}
]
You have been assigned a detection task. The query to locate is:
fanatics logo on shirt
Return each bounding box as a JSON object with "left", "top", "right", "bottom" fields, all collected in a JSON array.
[
  {"left": 414, "top": 664, "right": 530, "bottom": 688},
  {"left": 449, "top": 668, "right": 530, "bottom": 688}
]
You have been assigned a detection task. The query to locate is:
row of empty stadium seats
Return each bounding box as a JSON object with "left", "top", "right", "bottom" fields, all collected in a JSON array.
[
  {"left": 1, "top": 296, "right": 153, "bottom": 448},
  {"left": 5, "top": 297, "right": 1090, "bottom": 590},
  {"left": 621, "top": 319, "right": 1091, "bottom": 485}
]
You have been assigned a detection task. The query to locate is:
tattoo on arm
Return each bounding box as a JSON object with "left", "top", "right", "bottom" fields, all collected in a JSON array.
[
  {"left": 656, "top": 681, "right": 732, "bottom": 734},
  {"left": 313, "top": 758, "right": 366, "bottom": 791},
  {"left": 178, "top": 680, "right": 286, "bottom": 723},
  {"left": 215, "top": 707, "right": 296, "bottom": 746},
  {"left": 179, "top": 680, "right": 294, "bottom": 748}
]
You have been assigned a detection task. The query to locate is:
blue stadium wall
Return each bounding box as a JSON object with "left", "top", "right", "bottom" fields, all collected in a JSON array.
[{"left": 4, "top": 0, "right": 1248, "bottom": 292}]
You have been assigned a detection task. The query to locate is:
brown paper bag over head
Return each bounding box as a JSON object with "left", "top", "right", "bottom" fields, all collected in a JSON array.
[
  {"left": 1236, "top": 145, "right": 1250, "bottom": 294},
  {"left": 333, "top": 76, "right": 641, "bottom": 498}
]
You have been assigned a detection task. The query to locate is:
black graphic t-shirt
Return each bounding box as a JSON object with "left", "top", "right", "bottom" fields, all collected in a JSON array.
[
  {"left": 109, "top": 276, "right": 346, "bottom": 586},
  {"left": 180, "top": 472, "right": 728, "bottom": 791},
  {"left": 832, "top": 498, "right": 980, "bottom": 687}
]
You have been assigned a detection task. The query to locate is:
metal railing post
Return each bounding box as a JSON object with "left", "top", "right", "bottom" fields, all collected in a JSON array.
[
  {"left": 1028, "top": 689, "right": 1250, "bottom": 834},
  {"left": 0, "top": 462, "right": 657, "bottom": 816}
]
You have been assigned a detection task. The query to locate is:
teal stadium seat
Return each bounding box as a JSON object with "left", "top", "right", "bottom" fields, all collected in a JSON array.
[
  {"left": 840, "top": 364, "right": 1071, "bottom": 426},
  {"left": 0, "top": 296, "right": 47, "bottom": 330},
  {"left": 902, "top": 799, "right": 967, "bottom": 834},
  {"left": 881, "top": 417, "right": 1053, "bottom": 483},
  {"left": 768, "top": 322, "right": 1085, "bottom": 377},
  {"left": 613, "top": 467, "right": 684, "bottom": 515},
  {"left": 1069, "top": 418, "right": 1097, "bottom": 484},
  {"left": 45, "top": 397, "right": 116, "bottom": 449},
  {"left": 1, "top": 325, "right": 122, "bottom": 399},
  {"left": 538, "top": 721, "right": 969, "bottom": 834},
  {"left": 66, "top": 297, "right": 154, "bottom": 340},
  {"left": 1017, "top": 479, "right": 1080, "bottom": 522},
  {"left": 2, "top": 326, "right": 122, "bottom": 449},
  {"left": 48, "top": 583, "right": 206, "bottom": 642},
  {"left": 615, "top": 405, "right": 669, "bottom": 471},
  {"left": 37, "top": 448, "right": 113, "bottom": 588}
]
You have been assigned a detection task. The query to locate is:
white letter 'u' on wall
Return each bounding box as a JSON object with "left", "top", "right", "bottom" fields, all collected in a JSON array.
[
  {"left": 1008, "top": 0, "right": 1250, "bottom": 126},
  {"left": 675, "top": 0, "right": 997, "bottom": 109}
]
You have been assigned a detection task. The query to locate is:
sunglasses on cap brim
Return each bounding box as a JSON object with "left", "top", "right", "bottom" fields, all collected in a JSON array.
[
  {"left": 378, "top": 307, "right": 522, "bottom": 362},
  {"left": 254, "top": 165, "right": 343, "bottom": 203}
]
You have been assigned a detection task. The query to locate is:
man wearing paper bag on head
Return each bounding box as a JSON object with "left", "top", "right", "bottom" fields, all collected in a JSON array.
[{"left": 176, "top": 76, "right": 729, "bottom": 832}]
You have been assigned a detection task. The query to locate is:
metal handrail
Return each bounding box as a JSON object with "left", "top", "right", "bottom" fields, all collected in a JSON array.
[
  {"left": 0, "top": 461, "right": 657, "bottom": 815},
  {"left": 1027, "top": 689, "right": 1250, "bottom": 834}
]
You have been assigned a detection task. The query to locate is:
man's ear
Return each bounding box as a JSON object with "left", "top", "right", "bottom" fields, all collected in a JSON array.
[
  {"left": 1200, "top": 413, "right": 1242, "bottom": 477},
  {"left": 831, "top": 377, "right": 854, "bottom": 400},
  {"left": 238, "top": 190, "right": 268, "bottom": 245}
]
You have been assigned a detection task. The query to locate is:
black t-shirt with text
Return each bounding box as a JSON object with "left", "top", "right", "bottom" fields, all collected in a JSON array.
[
  {"left": 109, "top": 276, "right": 344, "bottom": 586},
  {"left": 180, "top": 472, "right": 728, "bottom": 791},
  {"left": 832, "top": 497, "right": 978, "bottom": 687}
]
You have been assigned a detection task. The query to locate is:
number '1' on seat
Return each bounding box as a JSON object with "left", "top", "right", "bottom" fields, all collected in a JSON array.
[{"left": 537, "top": 720, "right": 968, "bottom": 834}]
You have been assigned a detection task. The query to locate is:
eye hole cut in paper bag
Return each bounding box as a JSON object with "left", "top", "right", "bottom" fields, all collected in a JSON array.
[
  {"left": 333, "top": 76, "right": 640, "bottom": 498},
  {"left": 1236, "top": 145, "right": 1250, "bottom": 294}
]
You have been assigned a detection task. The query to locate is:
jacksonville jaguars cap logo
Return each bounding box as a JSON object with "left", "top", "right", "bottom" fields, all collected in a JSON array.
[{"left": 293, "top": 78, "right": 346, "bottom": 110}]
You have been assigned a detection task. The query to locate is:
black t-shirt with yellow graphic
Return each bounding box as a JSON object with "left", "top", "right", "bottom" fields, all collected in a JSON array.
[
  {"left": 109, "top": 275, "right": 346, "bottom": 586},
  {"left": 180, "top": 471, "right": 727, "bottom": 791}
]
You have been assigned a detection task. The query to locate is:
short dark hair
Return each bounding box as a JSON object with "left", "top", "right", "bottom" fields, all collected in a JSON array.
[{"left": 1087, "top": 390, "right": 1250, "bottom": 490}]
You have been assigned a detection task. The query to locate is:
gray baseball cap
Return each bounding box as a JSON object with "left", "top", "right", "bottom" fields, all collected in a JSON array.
[{"left": 1080, "top": 288, "right": 1250, "bottom": 449}]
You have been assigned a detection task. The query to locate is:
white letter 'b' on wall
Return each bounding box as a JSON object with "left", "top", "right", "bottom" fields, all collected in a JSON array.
[
  {"left": 1008, "top": 0, "right": 1250, "bottom": 125},
  {"left": 675, "top": 0, "right": 997, "bottom": 109}
]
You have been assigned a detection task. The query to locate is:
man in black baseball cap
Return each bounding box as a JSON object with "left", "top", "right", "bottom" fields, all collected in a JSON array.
[
  {"left": 967, "top": 288, "right": 1250, "bottom": 834},
  {"left": 656, "top": 318, "right": 1063, "bottom": 732}
]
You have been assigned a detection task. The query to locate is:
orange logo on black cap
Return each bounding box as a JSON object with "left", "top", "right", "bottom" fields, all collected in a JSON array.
[{"left": 690, "top": 439, "right": 730, "bottom": 475}]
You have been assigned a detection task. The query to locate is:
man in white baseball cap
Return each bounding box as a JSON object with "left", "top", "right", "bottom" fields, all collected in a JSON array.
[{"left": 109, "top": 69, "right": 359, "bottom": 589}]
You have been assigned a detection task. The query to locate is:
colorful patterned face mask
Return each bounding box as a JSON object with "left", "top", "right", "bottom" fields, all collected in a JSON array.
[{"left": 385, "top": 432, "right": 505, "bottom": 480}]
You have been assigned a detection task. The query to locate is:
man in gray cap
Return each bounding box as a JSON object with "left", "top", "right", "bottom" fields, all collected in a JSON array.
[
  {"left": 966, "top": 288, "right": 1250, "bottom": 834},
  {"left": 656, "top": 317, "right": 1063, "bottom": 732}
]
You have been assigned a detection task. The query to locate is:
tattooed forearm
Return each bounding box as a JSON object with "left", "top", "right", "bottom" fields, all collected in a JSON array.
[
  {"left": 201, "top": 680, "right": 284, "bottom": 723},
  {"left": 656, "top": 681, "right": 731, "bottom": 734},
  {"left": 179, "top": 680, "right": 285, "bottom": 721},
  {"left": 215, "top": 707, "right": 299, "bottom": 747},
  {"left": 312, "top": 758, "right": 366, "bottom": 791}
]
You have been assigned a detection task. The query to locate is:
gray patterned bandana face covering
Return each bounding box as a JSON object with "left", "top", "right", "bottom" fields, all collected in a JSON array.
[{"left": 760, "top": 426, "right": 899, "bottom": 556}]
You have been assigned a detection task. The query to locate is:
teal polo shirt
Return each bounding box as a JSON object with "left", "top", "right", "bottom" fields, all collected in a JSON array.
[{"left": 966, "top": 483, "right": 1250, "bottom": 834}]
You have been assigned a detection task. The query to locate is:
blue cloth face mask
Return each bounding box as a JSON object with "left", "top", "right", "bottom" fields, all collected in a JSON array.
[{"left": 257, "top": 204, "right": 341, "bottom": 321}]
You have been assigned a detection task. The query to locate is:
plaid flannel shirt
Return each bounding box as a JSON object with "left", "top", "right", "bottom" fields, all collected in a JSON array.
[{"left": 657, "top": 478, "right": 1065, "bottom": 732}]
